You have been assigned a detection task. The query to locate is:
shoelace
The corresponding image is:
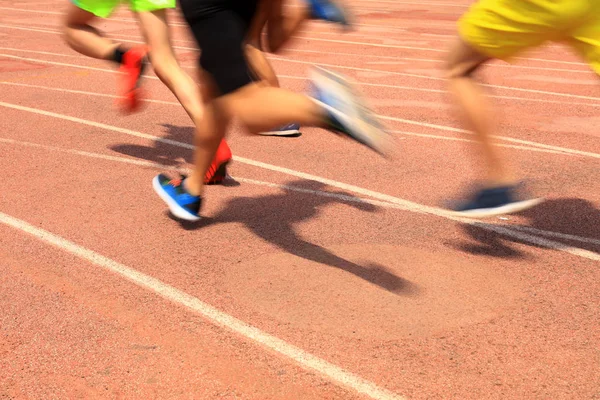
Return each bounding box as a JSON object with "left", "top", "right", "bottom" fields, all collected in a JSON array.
[{"left": 169, "top": 178, "right": 182, "bottom": 187}]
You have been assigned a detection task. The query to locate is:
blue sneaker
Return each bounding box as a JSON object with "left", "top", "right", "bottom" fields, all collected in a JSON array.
[
  {"left": 310, "top": 66, "right": 392, "bottom": 156},
  {"left": 258, "top": 123, "right": 302, "bottom": 137},
  {"left": 152, "top": 174, "right": 202, "bottom": 221},
  {"left": 450, "top": 183, "right": 543, "bottom": 218},
  {"left": 306, "top": 0, "right": 353, "bottom": 28}
]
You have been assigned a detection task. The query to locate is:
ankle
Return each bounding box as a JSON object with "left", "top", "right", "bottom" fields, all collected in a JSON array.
[{"left": 183, "top": 174, "right": 204, "bottom": 197}]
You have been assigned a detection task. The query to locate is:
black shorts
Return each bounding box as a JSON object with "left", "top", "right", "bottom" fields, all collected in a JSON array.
[{"left": 179, "top": 0, "right": 260, "bottom": 95}]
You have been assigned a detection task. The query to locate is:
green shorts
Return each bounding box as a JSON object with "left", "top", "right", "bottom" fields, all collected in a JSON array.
[{"left": 72, "top": 0, "right": 175, "bottom": 18}]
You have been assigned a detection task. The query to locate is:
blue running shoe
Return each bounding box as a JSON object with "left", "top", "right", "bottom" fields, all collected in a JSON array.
[
  {"left": 258, "top": 123, "right": 302, "bottom": 137},
  {"left": 152, "top": 174, "right": 202, "bottom": 221},
  {"left": 306, "top": 0, "right": 353, "bottom": 28},
  {"left": 310, "top": 66, "right": 392, "bottom": 156},
  {"left": 449, "top": 183, "right": 543, "bottom": 218}
]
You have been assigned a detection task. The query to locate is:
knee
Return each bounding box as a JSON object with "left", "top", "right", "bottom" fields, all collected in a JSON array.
[{"left": 148, "top": 48, "right": 177, "bottom": 75}]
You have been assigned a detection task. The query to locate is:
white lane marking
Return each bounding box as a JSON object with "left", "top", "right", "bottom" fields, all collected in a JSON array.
[
  {"left": 0, "top": 102, "right": 598, "bottom": 262},
  {"left": 0, "top": 20, "right": 592, "bottom": 69},
  {"left": 3, "top": 48, "right": 598, "bottom": 109},
  {"left": 2, "top": 21, "right": 598, "bottom": 101},
  {"left": 0, "top": 80, "right": 579, "bottom": 156},
  {"left": 1, "top": 136, "right": 597, "bottom": 250},
  {"left": 0, "top": 53, "right": 141, "bottom": 75},
  {"left": 382, "top": 116, "right": 600, "bottom": 159},
  {"left": 0, "top": 211, "right": 405, "bottom": 400},
  {"left": 0, "top": 46, "right": 84, "bottom": 58},
  {"left": 2, "top": 51, "right": 600, "bottom": 155},
  {"left": 267, "top": 55, "right": 600, "bottom": 101},
  {"left": 0, "top": 81, "right": 174, "bottom": 105},
  {"left": 389, "top": 130, "right": 571, "bottom": 156},
  {"left": 4, "top": 36, "right": 593, "bottom": 75}
]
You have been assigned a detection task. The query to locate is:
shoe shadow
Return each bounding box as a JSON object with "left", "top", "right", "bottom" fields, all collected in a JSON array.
[
  {"left": 172, "top": 179, "right": 420, "bottom": 296},
  {"left": 448, "top": 198, "right": 600, "bottom": 258}
]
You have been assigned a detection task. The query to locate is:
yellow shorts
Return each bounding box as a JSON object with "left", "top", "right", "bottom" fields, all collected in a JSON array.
[{"left": 458, "top": 0, "right": 600, "bottom": 74}]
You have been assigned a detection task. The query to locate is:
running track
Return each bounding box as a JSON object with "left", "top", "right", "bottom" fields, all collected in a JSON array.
[{"left": 1, "top": 0, "right": 599, "bottom": 399}]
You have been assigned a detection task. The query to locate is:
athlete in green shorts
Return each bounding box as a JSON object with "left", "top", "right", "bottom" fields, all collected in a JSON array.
[
  {"left": 62, "top": 0, "right": 234, "bottom": 184},
  {"left": 63, "top": 0, "right": 201, "bottom": 115}
]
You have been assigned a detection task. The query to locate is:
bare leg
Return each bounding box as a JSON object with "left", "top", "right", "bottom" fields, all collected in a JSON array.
[
  {"left": 136, "top": 9, "right": 204, "bottom": 123},
  {"left": 62, "top": 4, "right": 120, "bottom": 59},
  {"left": 245, "top": 0, "right": 284, "bottom": 87},
  {"left": 186, "top": 83, "right": 326, "bottom": 196},
  {"left": 445, "top": 37, "right": 515, "bottom": 186},
  {"left": 245, "top": 43, "right": 280, "bottom": 87},
  {"left": 264, "top": 0, "right": 311, "bottom": 52}
]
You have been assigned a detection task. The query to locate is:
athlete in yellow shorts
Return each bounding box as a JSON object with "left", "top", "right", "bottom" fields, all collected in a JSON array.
[{"left": 445, "top": 0, "right": 599, "bottom": 217}]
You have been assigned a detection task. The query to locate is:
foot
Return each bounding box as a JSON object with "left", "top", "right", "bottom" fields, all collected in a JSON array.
[
  {"left": 305, "top": 0, "right": 353, "bottom": 28},
  {"left": 117, "top": 45, "right": 148, "bottom": 113},
  {"left": 205, "top": 139, "right": 233, "bottom": 185},
  {"left": 310, "top": 66, "right": 392, "bottom": 156},
  {"left": 257, "top": 123, "right": 302, "bottom": 137},
  {"left": 153, "top": 174, "right": 202, "bottom": 221},
  {"left": 449, "top": 183, "right": 543, "bottom": 218}
]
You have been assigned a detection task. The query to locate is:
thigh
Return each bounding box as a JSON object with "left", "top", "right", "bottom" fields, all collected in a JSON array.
[
  {"left": 135, "top": 8, "right": 174, "bottom": 59},
  {"left": 567, "top": 5, "right": 600, "bottom": 75},
  {"left": 458, "top": 0, "right": 566, "bottom": 60}
]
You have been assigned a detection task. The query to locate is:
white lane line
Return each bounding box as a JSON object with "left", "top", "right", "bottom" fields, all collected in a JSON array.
[
  {"left": 0, "top": 81, "right": 175, "bottom": 105},
  {"left": 0, "top": 211, "right": 405, "bottom": 400},
  {"left": 0, "top": 80, "right": 576, "bottom": 156},
  {"left": 507, "top": 225, "right": 600, "bottom": 248},
  {"left": 0, "top": 137, "right": 413, "bottom": 212},
  {"left": 0, "top": 102, "right": 598, "bottom": 262},
  {"left": 7, "top": 36, "right": 593, "bottom": 75},
  {"left": 383, "top": 117, "right": 600, "bottom": 159},
  {"left": 2, "top": 51, "right": 600, "bottom": 155},
  {"left": 0, "top": 53, "right": 140, "bottom": 75},
  {"left": 2, "top": 136, "right": 597, "bottom": 250},
  {"left": 0, "top": 20, "right": 592, "bottom": 70},
  {"left": 3, "top": 49, "right": 598, "bottom": 109},
  {"left": 267, "top": 55, "right": 600, "bottom": 101},
  {"left": 0, "top": 46, "right": 84, "bottom": 58},
  {"left": 2, "top": 22, "right": 598, "bottom": 101},
  {"left": 389, "top": 130, "right": 571, "bottom": 156}
]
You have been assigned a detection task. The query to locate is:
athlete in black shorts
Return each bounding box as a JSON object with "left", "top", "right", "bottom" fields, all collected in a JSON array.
[{"left": 153, "top": 0, "right": 393, "bottom": 221}]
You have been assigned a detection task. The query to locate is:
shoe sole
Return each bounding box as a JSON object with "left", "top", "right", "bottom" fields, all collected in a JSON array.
[
  {"left": 450, "top": 197, "right": 544, "bottom": 218},
  {"left": 256, "top": 129, "right": 302, "bottom": 137},
  {"left": 310, "top": 66, "right": 392, "bottom": 156},
  {"left": 152, "top": 176, "right": 201, "bottom": 222}
]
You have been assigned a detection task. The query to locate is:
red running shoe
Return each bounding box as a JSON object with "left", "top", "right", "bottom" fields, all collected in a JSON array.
[
  {"left": 205, "top": 139, "right": 232, "bottom": 185},
  {"left": 117, "top": 45, "right": 148, "bottom": 113}
]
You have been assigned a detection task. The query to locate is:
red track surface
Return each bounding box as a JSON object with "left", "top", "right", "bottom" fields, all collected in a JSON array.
[{"left": 1, "top": 1, "right": 599, "bottom": 399}]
